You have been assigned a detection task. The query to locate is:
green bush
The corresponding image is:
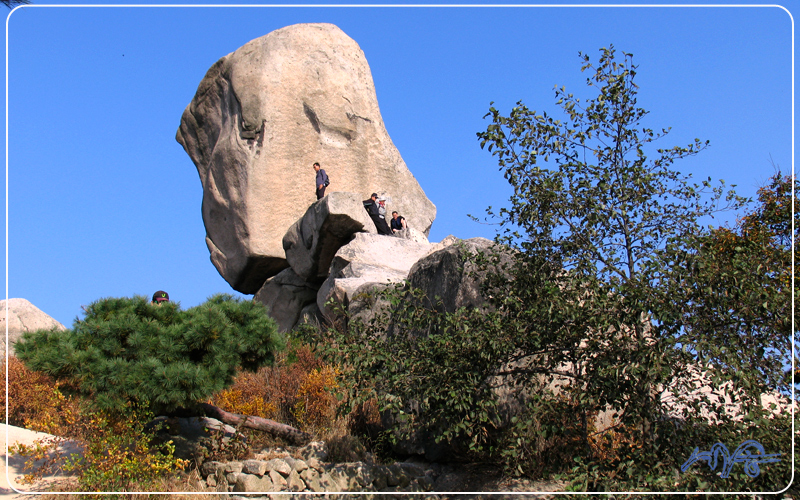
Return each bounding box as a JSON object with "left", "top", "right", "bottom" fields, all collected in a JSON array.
[
  {"left": 310, "top": 45, "right": 794, "bottom": 495},
  {"left": 16, "top": 293, "right": 284, "bottom": 415}
]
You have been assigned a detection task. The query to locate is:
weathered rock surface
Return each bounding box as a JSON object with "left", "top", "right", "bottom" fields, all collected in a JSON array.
[
  {"left": 317, "top": 233, "right": 432, "bottom": 319},
  {"left": 253, "top": 268, "right": 320, "bottom": 333},
  {"left": 283, "top": 192, "right": 376, "bottom": 283},
  {"left": 176, "top": 23, "right": 436, "bottom": 293},
  {"left": 393, "top": 227, "right": 429, "bottom": 244},
  {"left": 407, "top": 237, "right": 503, "bottom": 313},
  {"left": 0, "top": 298, "right": 66, "bottom": 357}
]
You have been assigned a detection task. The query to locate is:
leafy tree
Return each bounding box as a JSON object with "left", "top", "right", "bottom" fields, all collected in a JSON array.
[
  {"left": 15, "top": 294, "right": 285, "bottom": 415},
  {"left": 674, "top": 171, "right": 797, "bottom": 403},
  {"left": 475, "top": 44, "right": 752, "bottom": 445},
  {"left": 317, "top": 45, "right": 794, "bottom": 493}
]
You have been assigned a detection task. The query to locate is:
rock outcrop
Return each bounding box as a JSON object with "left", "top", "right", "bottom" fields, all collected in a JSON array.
[
  {"left": 317, "top": 233, "right": 433, "bottom": 320},
  {"left": 176, "top": 23, "right": 436, "bottom": 294},
  {"left": 252, "top": 192, "right": 456, "bottom": 333},
  {"left": 283, "top": 192, "right": 376, "bottom": 283},
  {"left": 0, "top": 298, "right": 66, "bottom": 357},
  {"left": 253, "top": 268, "right": 320, "bottom": 334},
  {"left": 407, "top": 237, "right": 501, "bottom": 313}
]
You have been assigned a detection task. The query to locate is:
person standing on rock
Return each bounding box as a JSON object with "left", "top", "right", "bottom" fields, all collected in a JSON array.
[
  {"left": 363, "top": 193, "right": 392, "bottom": 235},
  {"left": 390, "top": 211, "right": 407, "bottom": 233},
  {"left": 377, "top": 197, "right": 388, "bottom": 222},
  {"left": 313, "top": 162, "right": 329, "bottom": 200}
]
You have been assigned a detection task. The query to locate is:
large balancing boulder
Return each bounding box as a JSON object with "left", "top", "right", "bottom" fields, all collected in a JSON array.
[{"left": 176, "top": 23, "right": 436, "bottom": 294}]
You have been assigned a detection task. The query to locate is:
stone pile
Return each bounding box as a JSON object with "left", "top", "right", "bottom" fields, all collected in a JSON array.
[{"left": 199, "top": 441, "right": 446, "bottom": 494}]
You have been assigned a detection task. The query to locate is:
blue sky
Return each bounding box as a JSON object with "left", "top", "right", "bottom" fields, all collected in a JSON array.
[{"left": 3, "top": 2, "right": 794, "bottom": 328}]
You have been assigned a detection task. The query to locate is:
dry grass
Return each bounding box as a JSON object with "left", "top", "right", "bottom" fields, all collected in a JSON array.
[{"left": 38, "top": 468, "right": 225, "bottom": 498}]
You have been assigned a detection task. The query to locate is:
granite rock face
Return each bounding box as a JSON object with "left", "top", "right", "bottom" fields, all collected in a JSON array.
[
  {"left": 283, "top": 192, "right": 376, "bottom": 283},
  {"left": 0, "top": 298, "right": 66, "bottom": 357},
  {"left": 176, "top": 23, "right": 436, "bottom": 293},
  {"left": 316, "top": 233, "right": 433, "bottom": 320},
  {"left": 253, "top": 268, "right": 320, "bottom": 333},
  {"left": 406, "top": 237, "right": 503, "bottom": 313}
]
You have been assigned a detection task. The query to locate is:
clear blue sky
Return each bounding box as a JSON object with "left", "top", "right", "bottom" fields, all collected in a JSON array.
[{"left": 3, "top": 1, "right": 794, "bottom": 328}]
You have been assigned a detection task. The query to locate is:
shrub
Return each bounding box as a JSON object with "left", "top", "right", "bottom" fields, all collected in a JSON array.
[
  {"left": 212, "top": 370, "right": 279, "bottom": 420},
  {"left": 12, "top": 404, "right": 188, "bottom": 493},
  {"left": 292, "top": 365, "right": 341, "bottom": 431},
  {"left": 15, "top": 294, "right": 284, "bottom": 415},
  {"left": 0, "top": 356, "right": 80, "bottom": 434},
  {"left": 208, "top": 341, "right": 340, "bottom": 432}
]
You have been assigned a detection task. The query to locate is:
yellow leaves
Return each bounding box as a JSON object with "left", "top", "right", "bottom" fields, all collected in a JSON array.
[
  {"left": 1, "top": 356, "right": 80, "bottom": 435},
  {"left": 292, "top": 365, "right": 341, "bottom": 431},
  {"left": 214, "top": 386, "right": 278, "bottom": 419},
  {"left": 209, "top": 343, "right": 343, "bottom": 433}
]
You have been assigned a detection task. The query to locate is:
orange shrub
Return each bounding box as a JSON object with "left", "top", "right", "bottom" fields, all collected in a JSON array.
[
  {"left": 208, "top": 343, "right": 342, "bottom": 433},
  {"left": 213, "top": 370, "right": 279, "bottom": 419},
  {"left": 0, "top": 356, "right": 79, "bottom": 434},
  {"left": 292, "top": 365, "right": 340, "bottom": 431}
]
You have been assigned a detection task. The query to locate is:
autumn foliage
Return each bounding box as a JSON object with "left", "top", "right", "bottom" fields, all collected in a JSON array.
[
  {"left": 209, "top": 343, "right": 342, "bottom": 433},
  {"left": 0, "top": 356, "right": 80, "bottom": 435}
]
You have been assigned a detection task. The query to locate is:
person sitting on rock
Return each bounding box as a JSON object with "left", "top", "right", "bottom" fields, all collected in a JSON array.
[
  {"left": 151, "top": 290, "right": 169, "bottom": 305},
  {"left": 390, "top": 211, "right": 407, "bottom": 233},
  {"left": 363, "top": 193, "right": 392, "bottom": 235}
]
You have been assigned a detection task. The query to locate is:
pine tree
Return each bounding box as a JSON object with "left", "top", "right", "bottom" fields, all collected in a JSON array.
[{"left": 15, "top": 294, "right": 285, "bottom": 416}]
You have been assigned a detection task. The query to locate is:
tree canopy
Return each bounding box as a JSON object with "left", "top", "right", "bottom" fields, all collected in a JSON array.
[
  {"left": 314, "top": 46, "right": 795, "bottom": 493},
  {"left": 16, "top": 294, "right": 284, "bottom": 415}
]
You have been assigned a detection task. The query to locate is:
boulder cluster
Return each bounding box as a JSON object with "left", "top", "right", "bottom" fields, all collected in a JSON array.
[
  {"left": 254, "top": 191, "right": 496, "bottom": 332},
  {"left": 175, "top": 22, "right": 506, "bottom": 332}
]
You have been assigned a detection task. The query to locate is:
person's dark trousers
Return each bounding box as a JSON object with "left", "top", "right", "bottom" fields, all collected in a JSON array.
[
  {"left": 370, "top": 215, "right": 392, "bottom": 235},
  {"left": 316, "top": 186, "right": 326, "bottom": 200}
]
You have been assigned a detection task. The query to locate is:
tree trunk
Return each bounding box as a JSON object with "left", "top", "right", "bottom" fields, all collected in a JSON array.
[{"left": 199, "top": 403, "right": 312, "bottom": 445}]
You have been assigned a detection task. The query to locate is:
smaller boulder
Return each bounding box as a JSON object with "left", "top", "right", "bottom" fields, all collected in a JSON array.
[
  {"left": 406, "top": 237, "right": 505, "bottom": 313},
  {"left": 0, "top": 298, "right": 66, "bottom": 357},
  {"left": 316, "top": 233, "right": 431, "bottom": 319},
  {"left": 283, "top": 192, "right": 377, "bottom": 283},
  {"left": 253, "top": 268, "right": 319, "bottom": 333}
]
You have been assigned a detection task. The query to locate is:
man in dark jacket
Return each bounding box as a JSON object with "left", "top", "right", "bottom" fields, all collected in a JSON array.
[
  {"left": 363, "top": 193, "right": 392, "bottom": 235},
  {"left": 390, "top": 211, "right": 407, "bottom": 233},
  {"left": 313, "top": 162, "right": 329, "bottom": 200}
]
